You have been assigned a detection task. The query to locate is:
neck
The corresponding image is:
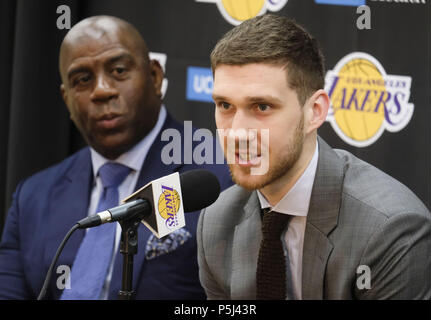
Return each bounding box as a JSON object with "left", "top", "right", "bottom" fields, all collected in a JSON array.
[{"left": 260, "top": 135, "right": 317, "bottom": 206}]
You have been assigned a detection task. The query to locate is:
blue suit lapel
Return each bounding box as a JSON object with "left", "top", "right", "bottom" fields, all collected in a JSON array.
[
  {"left": 109, "top": 114, "right": 183, "bottom": 298},
  {"left": 44, "top": 148, "right": 93, "bottom": 297}
]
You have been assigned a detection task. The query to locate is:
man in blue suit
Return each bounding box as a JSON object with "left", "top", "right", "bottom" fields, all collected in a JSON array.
[{"left": 0, "top": 16, "right": 232, "bottom": 300}]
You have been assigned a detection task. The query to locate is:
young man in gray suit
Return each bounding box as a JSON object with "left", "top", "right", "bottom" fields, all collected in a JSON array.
[{"left": 197, "top": 14, "right": 431, "bottom": 300}]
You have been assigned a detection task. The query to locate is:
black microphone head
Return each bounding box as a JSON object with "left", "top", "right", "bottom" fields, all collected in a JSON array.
[{"left": 179, "top": 169, "right": 221, "bottom": 212}]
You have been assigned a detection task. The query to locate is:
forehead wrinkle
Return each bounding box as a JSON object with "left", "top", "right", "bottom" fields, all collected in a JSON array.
[{"left": 68, "top": 45, "right": 129, "bottom": 66}]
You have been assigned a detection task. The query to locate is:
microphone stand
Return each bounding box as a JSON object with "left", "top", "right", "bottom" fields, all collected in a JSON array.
[
  {"left": 116, "top": 202, "right": 151, "bottom": 300},
  {"left": 117, "top": 218, "right": 140, "bottom": 300}
]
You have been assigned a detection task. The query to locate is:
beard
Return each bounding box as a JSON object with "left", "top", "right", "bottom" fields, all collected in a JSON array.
[{"left": 228, "top": 114, "right": 305, "bottom": 191}]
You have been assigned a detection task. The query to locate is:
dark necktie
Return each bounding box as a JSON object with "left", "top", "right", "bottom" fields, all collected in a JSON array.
[
  {"left": 256, "top": 209, "right": 291, "bottom": 300},
  {"left": 61, "top": 162, "right": 131, "bottom": 300}
]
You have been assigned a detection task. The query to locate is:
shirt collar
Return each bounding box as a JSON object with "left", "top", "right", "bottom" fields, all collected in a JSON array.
[
  {"left": 90, "top": 105, "right": 167, "bottom": 177},
  {"left": 257, "top": 140, "right": 319, "bottom": 217}
]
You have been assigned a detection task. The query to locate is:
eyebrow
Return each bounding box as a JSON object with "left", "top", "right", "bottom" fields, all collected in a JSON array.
[
  {"left": 67, "top": 53, "right": 136, "bottom": 80},
  {"left": 67, "top": 66, "right": 90, "bottom": 81},
  {"left": 106, "top": 53, "right": 135, "bottom": 65},
  {"left": 246, "top": 96, "right": 283, "bottom": 104},
  {"left": 212, "top": 94, "right": 228, "bottom": 101},
  {"left": 212, "top": 94, "right": 283, "bottom": 105}
]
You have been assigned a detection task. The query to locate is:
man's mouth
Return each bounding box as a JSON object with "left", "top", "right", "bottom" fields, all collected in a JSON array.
[
  {"left": 95, "top": 113, "right": 124, "bottom": 130},
  {"left": 235, "top": 150, "right": 262, "bottom": 166}
]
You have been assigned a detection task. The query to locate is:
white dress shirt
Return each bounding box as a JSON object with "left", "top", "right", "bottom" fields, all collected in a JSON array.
[
  {"left": 87, "top": 105, "right": 167, "bottom": 299},
  {"left": 257, "top": 141, "right": 319, "bottom": 300}
]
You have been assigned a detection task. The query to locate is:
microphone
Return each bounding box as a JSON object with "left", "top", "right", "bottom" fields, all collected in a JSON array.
[
  {"left": 76, "top": 199, "right": 149, "bottom": 229},
  {"left": 76, "top": 169, "right": 221, "bottom": 238}
]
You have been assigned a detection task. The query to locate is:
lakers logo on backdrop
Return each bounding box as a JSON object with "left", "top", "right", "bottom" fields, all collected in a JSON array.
[
  {"left": 196, "top": 0, "right": 288, "bottom": 25},
  {"left": 158, "top": 185, "right": 181, "bottom": 229},
  {"left": 325, "top": 52, "right": 414, "bottom": 147}
]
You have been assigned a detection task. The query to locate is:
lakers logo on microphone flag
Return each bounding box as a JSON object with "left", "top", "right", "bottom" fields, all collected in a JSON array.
[{"left": 123, "top": 172, "right": 185, "bottom": 238}]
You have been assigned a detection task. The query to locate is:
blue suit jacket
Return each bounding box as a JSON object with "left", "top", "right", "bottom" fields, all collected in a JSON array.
[{"left": 0, "top": 114, "right": 233, "bottom": 300}]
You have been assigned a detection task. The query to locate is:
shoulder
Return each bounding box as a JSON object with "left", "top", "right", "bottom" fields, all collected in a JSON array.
[
  {"left": 200, "top": 184, "right": 253, "bottom": 230},
  {"left": 334, "top": 148, "right": 430, "bottom": 224},
  {"left": 16, "top": 148, "right": 90, "bottom": 197}
]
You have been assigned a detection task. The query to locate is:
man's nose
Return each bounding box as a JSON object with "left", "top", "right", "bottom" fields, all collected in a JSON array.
[
  {"left": 229, "top": 110, "right": 256, "bottom": 143},
  {"left": 90, "top": 74, "right": 119, "bottom": 102},
  {"left": 230, "top": 109, "right": 248, "bottom": 132}
]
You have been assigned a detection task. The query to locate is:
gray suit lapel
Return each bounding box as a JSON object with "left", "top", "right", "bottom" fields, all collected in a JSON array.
[
  {"left": 231, "top": 191, "right": 262, "bottom": 300},
  {"left": 302, "top": 137, "right": 344, "bottom": 299}
]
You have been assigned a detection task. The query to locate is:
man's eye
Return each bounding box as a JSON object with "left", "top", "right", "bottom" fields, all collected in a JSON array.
[
  {"left": 74, "top": 75, "right": 91, "bottom": 86},
  {"left": 218, "top": 102, "right": 231, "bottom": 110},
  {"left": 257, "top": 104, "right": 270, "bottom": 112},
  {"left": 113, "top": 67, "right": 127, "bottom": 76}
]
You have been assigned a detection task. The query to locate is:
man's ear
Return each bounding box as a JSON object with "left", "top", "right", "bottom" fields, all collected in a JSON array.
[
  {"left": 60, "top": 84, "right": 73, "bottom": 120},
  {"left": 304, "top": 89, "right": 330, "bottom": 134},
  {"left": 60, "top": 84, "right": 67, "bottom": 105},
  {"left": 149, "top": 59, "right": 164, "bottom": 98}
]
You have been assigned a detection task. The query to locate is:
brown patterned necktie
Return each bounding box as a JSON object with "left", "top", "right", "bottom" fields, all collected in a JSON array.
[{"left": 256, "top": 209, "right": 291, "bottom": 300}]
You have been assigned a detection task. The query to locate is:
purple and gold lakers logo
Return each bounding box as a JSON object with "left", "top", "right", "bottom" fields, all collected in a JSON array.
[
  {"left": 325, "top": 52, "right": 414, "bottom": 147},
  {"left": 158, "top": 185, "right": 181, "bottom": 229},
  {"left": 196, "top": 0, "right": 288, "bottom": 25}
]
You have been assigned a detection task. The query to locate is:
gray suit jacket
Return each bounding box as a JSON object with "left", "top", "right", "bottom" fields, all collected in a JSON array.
[{"left": 197, "top": 137, "right": 431, "bottom": 299}]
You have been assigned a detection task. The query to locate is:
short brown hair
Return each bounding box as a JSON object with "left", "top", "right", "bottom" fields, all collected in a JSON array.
[{"left": 210, "top": 14, "right": 325, "bottom": 106}]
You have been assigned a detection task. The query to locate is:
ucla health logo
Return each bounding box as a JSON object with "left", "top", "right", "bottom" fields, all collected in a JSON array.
[
  {"left": 325, "top": 52, "right": 414, "bottom": 147},
  {"left": 196, "top": 0, "right": 288, "bottom": 25},
  {"left": 186, "top": 66, "right": 213, "bottom": 103}
]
